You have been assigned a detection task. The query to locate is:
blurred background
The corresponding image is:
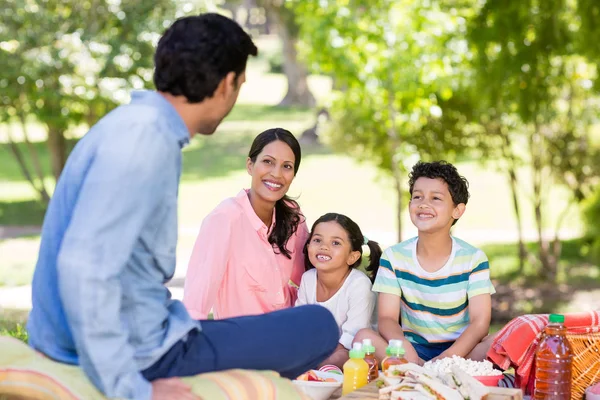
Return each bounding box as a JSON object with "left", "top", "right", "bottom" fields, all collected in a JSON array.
[{"left": 1, "top": 0, "right": 600, "bottom": 339}]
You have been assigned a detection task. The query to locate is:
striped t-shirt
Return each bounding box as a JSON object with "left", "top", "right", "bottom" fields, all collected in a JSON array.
[{"left": 372, "top": 236, "right": 495, "bottom": 345}]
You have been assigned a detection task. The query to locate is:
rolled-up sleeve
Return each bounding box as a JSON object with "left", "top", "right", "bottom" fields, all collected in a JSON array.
[
  {"left": 57, "top": 127, "right": 173, "bottom": 400},
  {"left": 183, "top": 211, "right": 232, "bottom": 319}
]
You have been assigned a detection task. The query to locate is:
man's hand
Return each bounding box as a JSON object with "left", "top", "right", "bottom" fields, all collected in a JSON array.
[{"left": 152, "top": 377, "right": 199, "bottom": 400}]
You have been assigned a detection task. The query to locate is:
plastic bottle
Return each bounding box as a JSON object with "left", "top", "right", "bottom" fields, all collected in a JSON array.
[
  {"left": 381, "top": 339, "right": 407, "bottom": 373},
  {"left": 533, "top": 314, "right": 573, "bottom": 400},
  {"left": 362, "top": 339, "right": 379, "bottom": 382},
  {"left": 342, "top": 343, "right": 369, "bottom": 395}
]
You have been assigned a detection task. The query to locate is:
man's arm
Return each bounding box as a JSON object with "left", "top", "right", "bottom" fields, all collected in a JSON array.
[
  {"left": 432, "top": 293, "right": 492, "bottom": 360},
  {"left": 377, "top": 293, "right": 421, "bottom": 364},
  {"left": 57, "top": 129, "right": 174, "bottom": 400}
]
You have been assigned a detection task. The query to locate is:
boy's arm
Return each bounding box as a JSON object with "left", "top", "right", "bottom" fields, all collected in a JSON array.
[
  {"left": 57, "top": 131, "right": 173, "bottom": 400},
  {"left": 377, "top": 293, "right": 421, "bottom": 365},
  {"left": 432, "top": 293, "right": 492, "bottom": 360}
]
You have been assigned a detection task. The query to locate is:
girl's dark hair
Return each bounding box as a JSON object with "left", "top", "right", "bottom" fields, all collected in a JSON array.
[
  {"left": 248, "top": 128, "right": 302, "bottom": 259},
  {"left": 303, "top": 213, "right": 383, "bottom": 283}
]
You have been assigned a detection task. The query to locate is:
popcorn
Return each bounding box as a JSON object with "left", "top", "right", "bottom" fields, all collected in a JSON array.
[{"left": 423, "top": 356, "right": 503, "bottom": 377}]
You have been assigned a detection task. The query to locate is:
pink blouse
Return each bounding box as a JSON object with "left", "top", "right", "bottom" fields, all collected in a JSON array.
[{"left": 183, "top": 189, "right": 309, "bottom": 319}]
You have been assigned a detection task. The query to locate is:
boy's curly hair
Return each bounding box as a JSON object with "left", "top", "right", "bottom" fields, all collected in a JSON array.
[{"left": 408, "top": 161, "right": 470, "bottom": 206}]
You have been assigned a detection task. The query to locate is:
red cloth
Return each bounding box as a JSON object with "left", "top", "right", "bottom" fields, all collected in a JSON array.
[{"left": 486, "top": 311, "right": 600, "bottom": 393}]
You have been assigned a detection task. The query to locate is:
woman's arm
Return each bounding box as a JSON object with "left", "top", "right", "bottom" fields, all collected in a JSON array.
[{"left": 183, "top": 210, "right": 232, "bottom": 319}]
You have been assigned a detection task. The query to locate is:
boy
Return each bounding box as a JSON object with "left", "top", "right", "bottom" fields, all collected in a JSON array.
[
  {"left": 354, "top": 161, "right": 495, "bottom": 365},
  {"left": 26, "top": 14, "right": 338, "bottom": 400}
]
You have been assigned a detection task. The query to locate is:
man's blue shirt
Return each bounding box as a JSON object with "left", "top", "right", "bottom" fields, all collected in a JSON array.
[{"left": 27, "top": 91, "right": 200, "bottom": 400}]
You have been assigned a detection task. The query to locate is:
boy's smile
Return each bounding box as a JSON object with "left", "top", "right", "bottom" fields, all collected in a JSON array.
[{"left": 409, "top": 177, "right": 465, "bottom": 233}]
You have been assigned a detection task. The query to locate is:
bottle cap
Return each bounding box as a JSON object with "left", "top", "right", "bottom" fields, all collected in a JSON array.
[
  {"left": 386, "top": 339, "right": 405, "bottom": 356},
  {"left": 349, "top": 342, "right": 365, "bottom": 359},
  {"left": 362, "top": 339, "right": 376, "bottom": 353},
  {"left": 549, "top": 314, "right": 565, "bottom": 324}
]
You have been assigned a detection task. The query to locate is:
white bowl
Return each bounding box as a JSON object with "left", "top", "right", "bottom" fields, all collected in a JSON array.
[{"left": 293, "top": 370, "right": 343, "bottom": 400}]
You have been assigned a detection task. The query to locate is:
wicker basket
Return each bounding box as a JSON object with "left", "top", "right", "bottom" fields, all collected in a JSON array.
[{"left": 568, "top": 330, "right": 600, "bottom": 400}]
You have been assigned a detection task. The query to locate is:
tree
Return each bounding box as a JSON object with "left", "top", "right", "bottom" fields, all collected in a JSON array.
[
  {"left": 259, "top": 0, "right": 316, "bottom": 107},
  {"left": 468, "top": 0, "right": 600, "bottom": 280},
  {"left": 295, "top": 0, "right": 477, "bottom": 241},
  {"left": 0, "top": 0, "right": 177, "bottom": 203}
]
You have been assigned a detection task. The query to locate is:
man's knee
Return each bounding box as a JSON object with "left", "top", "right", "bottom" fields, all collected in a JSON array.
[{"left": 300, "top": 305, "right": 338, "bottom": 351}]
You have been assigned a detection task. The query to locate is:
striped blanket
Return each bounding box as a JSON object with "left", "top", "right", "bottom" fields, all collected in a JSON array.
[
  {"left": 486, "top": 311, "right": 600, "bottom": 393},
  {"left": 0, "top": 336, "right": 309, "bottom": 400}
]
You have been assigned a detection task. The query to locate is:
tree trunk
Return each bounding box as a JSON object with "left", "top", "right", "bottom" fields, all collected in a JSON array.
[
  {"left": 265, "top": 3, "right": 316, "bottom": 107},
  {"left": 6, "top": 126, "right": 49, "bottom": 204},
  {"left": 19, "top": 113, "right": 50, "bottom": 204},
  {"left": 387, "top": 83, "right": 402, "bottom": 242},
  {"left": 392, "top": 166, "right": 403, "bottom": 243},
  {"left": 47, "top": 125, "right": 67, "bottom": 182},
  {"left": 530, "top": 126, "right": 554, "bottom": 280},
  {"left": 500, "top": 133, "right": 527, "bottom": 272}
]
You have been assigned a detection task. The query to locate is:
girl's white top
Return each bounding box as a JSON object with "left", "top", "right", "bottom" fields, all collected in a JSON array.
[{"left": 296, "top": 268, "right": 376, "bottom": 349}]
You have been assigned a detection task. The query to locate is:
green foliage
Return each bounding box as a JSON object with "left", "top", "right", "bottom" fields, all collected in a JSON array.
[
  {"left": 583, "top": 186, "right": 600, "bottom": 263},
  {"left": 0, "top": 323, "right": 28, "bottom": 343},
  {"left": 294, "top": 0, "right": 476, "bottom": 173},
  {"left": 0, "top": 0, "right": 178, "bottom": 185}
]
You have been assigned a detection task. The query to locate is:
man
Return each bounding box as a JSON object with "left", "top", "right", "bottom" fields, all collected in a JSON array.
[{"left": 27, "top": 13, "right": 338, "bottom": 400}]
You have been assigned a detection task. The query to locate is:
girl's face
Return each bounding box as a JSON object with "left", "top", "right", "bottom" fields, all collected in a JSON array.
[
  {"left": 246, "top": 140, "right": 296, "bottom": 205},
  {"left": 307, "top": 221, "right": 361, "bottom": 273}
]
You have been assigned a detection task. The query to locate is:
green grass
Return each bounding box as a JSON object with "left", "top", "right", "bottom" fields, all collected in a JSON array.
[{"left": 0, "top": 309, "right": 28, "bottom": 342}]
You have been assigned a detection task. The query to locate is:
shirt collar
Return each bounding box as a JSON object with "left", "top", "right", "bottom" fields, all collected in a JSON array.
[
  {"left": 235, "top": 189, "right": 277, "bottom": 233},
  {"left": 130, "top": 90, "right": 190, "bottom": 149}
]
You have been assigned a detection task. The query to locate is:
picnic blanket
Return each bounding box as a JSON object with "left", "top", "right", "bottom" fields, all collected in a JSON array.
[
  {"left": 0, "top": 335, "right": 309, "bottom": 400},
  {"left": 486, "top": 311, "right": 600, "bottom": 393}
]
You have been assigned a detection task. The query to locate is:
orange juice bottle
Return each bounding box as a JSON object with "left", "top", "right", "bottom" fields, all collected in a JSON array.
[
  {"left": 361, "top": 339, "right": 379, "bottom": 382},
  {"left": 381, "top": 339, "right": 407, "bottom": 373},
  {"left": 534, "top": 314, "right": 573, "bottom": 399},
  {"left": 342, "top": 343, "right": 369, "bottom": 395}
]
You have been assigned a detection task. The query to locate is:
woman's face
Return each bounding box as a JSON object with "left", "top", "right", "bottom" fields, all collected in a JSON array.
[{"left": 247, "top": 140, "right": 296, "bottom": 205}]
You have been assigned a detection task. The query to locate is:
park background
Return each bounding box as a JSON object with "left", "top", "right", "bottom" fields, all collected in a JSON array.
[{"left": 2, "top": 0, "right": 600, "bottom": 339}]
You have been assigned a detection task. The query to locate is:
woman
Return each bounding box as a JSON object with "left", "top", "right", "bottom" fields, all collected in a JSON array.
[{"left": 183, "top": 128, "right": 309, "bottom": 319}]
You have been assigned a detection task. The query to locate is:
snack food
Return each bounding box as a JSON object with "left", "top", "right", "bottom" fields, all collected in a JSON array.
[
  {"left": 296, "top": 370, "right": 338, "bottom": 383},
  {"left": 423, "top": 356, "right": 503, "bottom": 377},
  {"left": 377, "top": 363, "right": 491, "bottom": 400}
]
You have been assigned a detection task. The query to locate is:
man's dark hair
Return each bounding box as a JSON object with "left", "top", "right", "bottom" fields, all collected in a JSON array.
[
  {"left": 408, "top": 161, "right": 470, "bottom": 206},
  {"left": 153, "top": 13, "right": 258, "bottom": 103}
]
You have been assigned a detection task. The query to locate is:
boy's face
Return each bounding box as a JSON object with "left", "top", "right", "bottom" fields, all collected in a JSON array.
[{"left": 409, "top": 177, "right": 465, "bottom": 234}]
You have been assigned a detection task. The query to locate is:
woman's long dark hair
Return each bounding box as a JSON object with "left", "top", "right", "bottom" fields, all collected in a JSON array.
[
  {"left": 303, "top": 213, "right": 383, "bottom": 283},
  {"left": 248, "top": 128, "right": 302, "bottom": 259}
]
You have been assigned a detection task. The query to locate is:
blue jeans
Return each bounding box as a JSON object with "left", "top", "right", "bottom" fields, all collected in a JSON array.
[
  {"left": 412, "top": 341, "right": 454, "bottom": 361},
  {"left": 142, "top": 305, "right": 339, "bottom": 381}
]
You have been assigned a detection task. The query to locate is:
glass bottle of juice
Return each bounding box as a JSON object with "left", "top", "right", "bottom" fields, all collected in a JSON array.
[
  {"left": 533, "top": 314, "right": 573, "bottom": 400},
  {"left": 342, "top": 343, "right": 369, "bottom": 395},
  {"left": 381, "top": 339, "right": 407, "bottom": 373},
  {"left": 361, "top": 339, "right": 379, "bottom": 382}
]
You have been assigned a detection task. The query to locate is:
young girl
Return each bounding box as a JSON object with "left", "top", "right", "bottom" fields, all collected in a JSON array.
[
  {"left": 295, "top": 213, "right": 382, "bottom": 368},
  {"left": 184, "top": 128, "right": 309, "bottom": 319}
]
